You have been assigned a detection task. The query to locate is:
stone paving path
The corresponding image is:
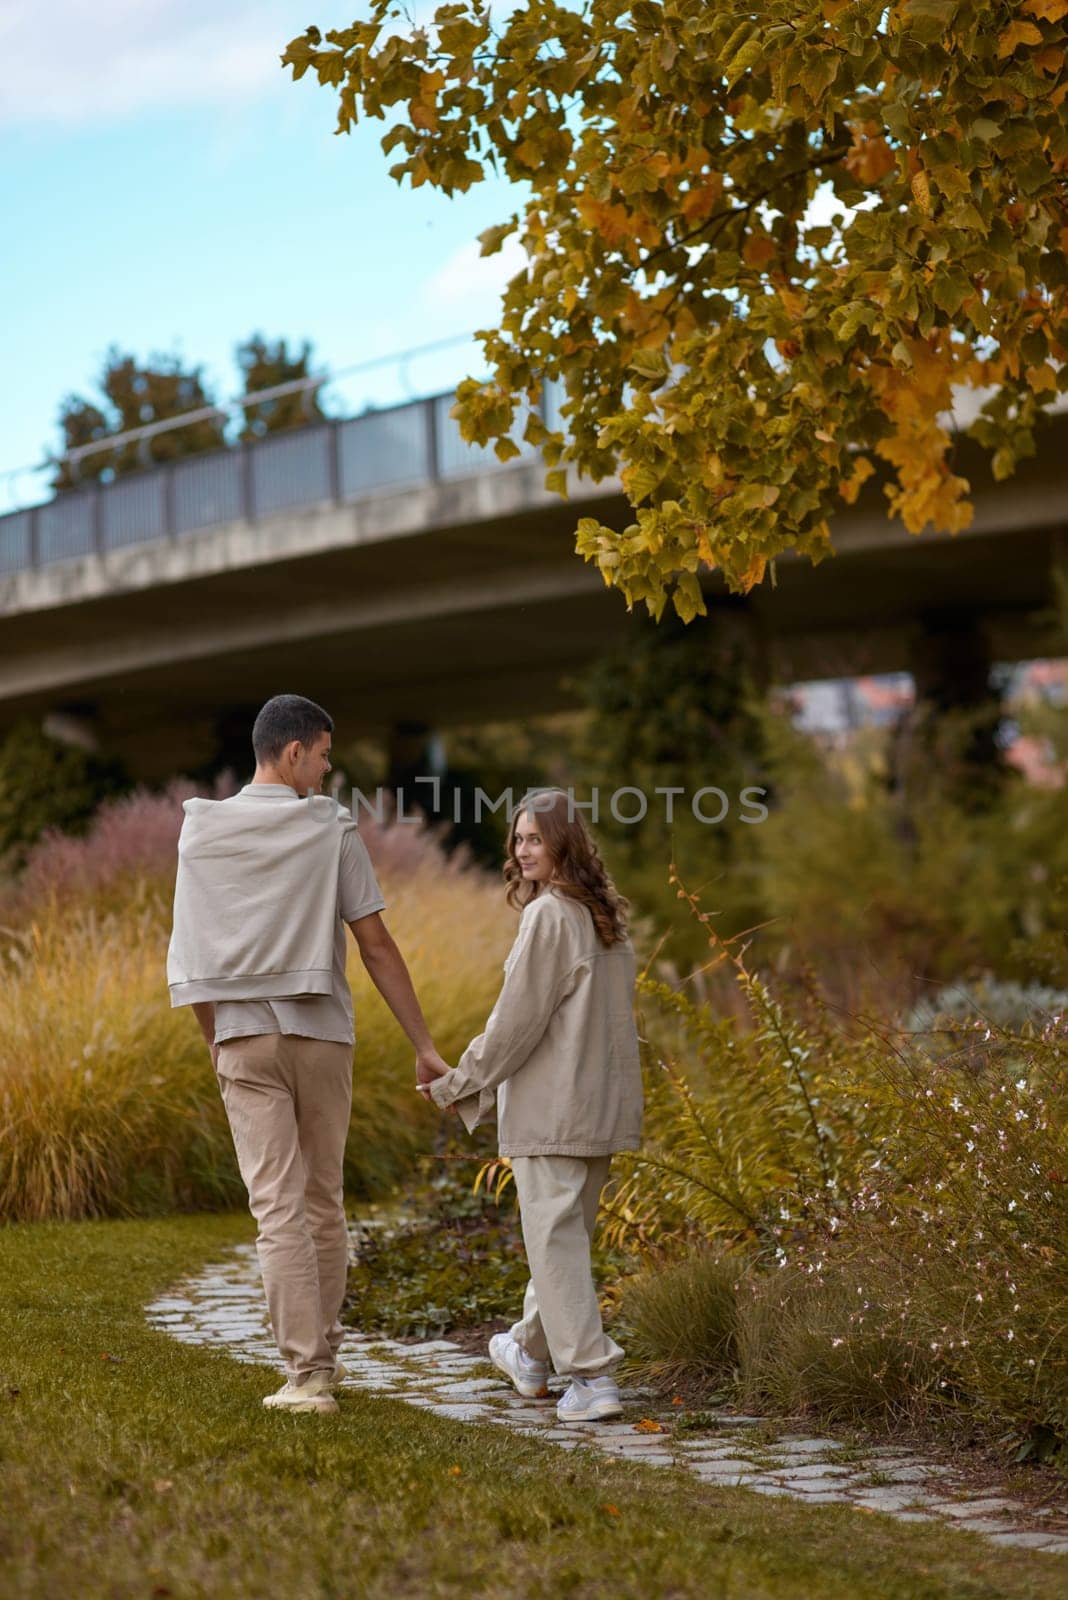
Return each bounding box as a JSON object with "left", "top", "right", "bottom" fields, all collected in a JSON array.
[{"left": 146, "top": 1241, "right": 1068, "bottom": 1556}]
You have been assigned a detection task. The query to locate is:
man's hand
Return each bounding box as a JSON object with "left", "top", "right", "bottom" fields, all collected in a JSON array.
[
  {"left": 415, "top": 1048, "right": 459, "bottom": 1113},
  {"left": 415, "top": 1048, "right": 451, "bottom": 1091}
]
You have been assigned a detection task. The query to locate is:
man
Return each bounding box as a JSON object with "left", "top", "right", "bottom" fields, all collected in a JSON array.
[{"left": 167, "top": 693, "right": 450, "bottom": 1414}]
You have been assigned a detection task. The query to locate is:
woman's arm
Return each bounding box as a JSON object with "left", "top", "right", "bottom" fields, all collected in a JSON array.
[{"left": 429, "top": 905, "right": 581, "bottom": 1114}]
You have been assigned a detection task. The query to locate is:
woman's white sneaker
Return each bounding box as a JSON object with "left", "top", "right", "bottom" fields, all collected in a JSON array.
[
  {"left": 488, "top": 1332, "right": 550, "bottom": 1399},
  {"left": 556, "top": 1376, "right": 622, "bottom": 1422}
]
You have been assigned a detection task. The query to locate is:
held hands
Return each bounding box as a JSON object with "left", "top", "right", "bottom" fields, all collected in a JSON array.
[
  {"left": 414, "top": 1047, "right": 458, "bottom": 1115},
  {"left": 414, "top": 1047, "right": 450, "bottom": 1095}
]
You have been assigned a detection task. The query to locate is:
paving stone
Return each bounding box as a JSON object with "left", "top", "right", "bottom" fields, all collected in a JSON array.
[
  {"left": 434, "top": 1379, "right": 503, "bottom": 1397},
  {"left": 776, "top": 1465, "right": 858, "bottom": 1483},
  {"left": 774, "top": 1439, "right": 839, "bottom": 1456},
  {"left": 747, "top": 1483, "right": 799, "bottom": 1498},
  {"left": 426, "top": 1403, "right": 497, "bottom": 1421},
  {"left": 691, "top": 1461, "right": 755, "bottom": 1480},
  {"left": 984, "top": 1531, "right": 1058, "bottom": 1550},
  {"left": 951, "top": 1519, "right": 1022, "bottom": 1536},
  {"left": 853, "top": 1488, "right": 930, "bottom": 1514},
  {"left": 940, "top": 1498, "right": 1026, "bottom": 1520},
  {"left": 790, "top": 1479, "right": 865, "bottom": 1496},
  {"left": 874, "top": 1464, "right": 935, "bottom": 1484}
]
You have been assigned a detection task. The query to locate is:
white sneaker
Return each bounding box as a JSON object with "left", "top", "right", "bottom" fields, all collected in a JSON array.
[
  {"left": 489, "top": 1332, "right": 550, "bottom": 1399},
  {"left": 262, "top": 1371, "right": 339, "bottom": 1414},
  {"left": 556, "top": 1375, "right": 623, "bottom": 1422}
]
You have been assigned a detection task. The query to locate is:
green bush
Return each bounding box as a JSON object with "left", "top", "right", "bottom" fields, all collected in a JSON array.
[{"left": 619, "top": 1251, "right": 739, "bottom": 1389}]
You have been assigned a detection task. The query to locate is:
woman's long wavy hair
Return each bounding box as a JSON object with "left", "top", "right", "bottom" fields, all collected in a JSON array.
[{"left": 503, "top": 788, "right": 630, "bottom": 947}]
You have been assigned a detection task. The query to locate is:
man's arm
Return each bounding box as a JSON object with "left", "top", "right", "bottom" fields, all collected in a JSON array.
[
  {"left": 192, "top": 1001, "right": 218, "bottom": 1069},
  {"left": 349, "top": 912, "right": 450, "bottom": 1084}
]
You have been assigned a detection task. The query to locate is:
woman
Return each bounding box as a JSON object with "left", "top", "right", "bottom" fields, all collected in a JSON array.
[{"left": 424, "top": 788, "right": 643, "bottom": 1422}]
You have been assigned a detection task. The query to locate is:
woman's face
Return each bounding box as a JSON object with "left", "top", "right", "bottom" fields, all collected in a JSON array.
[{"left": 513, "top": 810, "right": 554, "bottom": 884}]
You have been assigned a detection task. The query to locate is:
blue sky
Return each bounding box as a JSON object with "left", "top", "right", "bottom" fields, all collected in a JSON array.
[{"left": 0, "top": 0, "right": 529, "bottom": 508}]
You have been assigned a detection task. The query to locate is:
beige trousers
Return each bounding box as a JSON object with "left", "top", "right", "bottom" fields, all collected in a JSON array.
[
  {"left": 215, "top": 1032, "right": 353, "bottom": 1382},
  {"left": 509, "top": 1154, "right": 624, "bottom": 1377}
]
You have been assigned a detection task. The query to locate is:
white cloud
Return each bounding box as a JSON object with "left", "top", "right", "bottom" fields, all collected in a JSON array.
[
  {"left": 421, "top": 232, "right": 529, "bottom": 308},
  {"left": 0, "top": 0, "right": 319, "bottom": 126}
]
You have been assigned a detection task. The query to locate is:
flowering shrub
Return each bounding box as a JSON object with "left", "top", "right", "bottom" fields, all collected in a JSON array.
[
  {"left": 611, "top": 869, "right": 1068, "bottom": 1455},
  {"left": 2, "top": 773, "right": 470, "bottom": 923}
]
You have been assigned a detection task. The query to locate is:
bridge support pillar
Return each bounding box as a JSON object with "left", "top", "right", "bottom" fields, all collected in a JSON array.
[
  {"left": 386, "top": 721, "right": 447, "bottom": 794},
  {"left": 890, "top": 609, "right": 1008, "bottom": 819}
]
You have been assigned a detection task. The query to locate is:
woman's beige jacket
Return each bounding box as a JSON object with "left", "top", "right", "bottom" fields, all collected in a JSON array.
[{"left": 429, "top": 888, "right": 643, "bottom": 1157}]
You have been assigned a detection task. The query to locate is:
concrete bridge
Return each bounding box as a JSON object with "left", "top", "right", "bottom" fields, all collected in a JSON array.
[{"left": 0, "top": 382, "right": 1065, "bottom": 781}]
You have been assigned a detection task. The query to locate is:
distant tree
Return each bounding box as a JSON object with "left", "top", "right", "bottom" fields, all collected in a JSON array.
[
  {"left": 0, "top": 718, "right": 131, "bottom": 871},
  {"left": 53, "top": 348, "right": 226, "bottom": 490},
  {"left": 285, "top": 0, "right": 1068, "bottom": 622},
  {"left": 236, "top": 334, "right": 328, "bottom": 439}
]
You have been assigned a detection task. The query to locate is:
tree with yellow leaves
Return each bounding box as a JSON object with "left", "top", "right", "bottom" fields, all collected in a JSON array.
[{"left": 285, "top": 1, "right": 1068, "bottom": 621}]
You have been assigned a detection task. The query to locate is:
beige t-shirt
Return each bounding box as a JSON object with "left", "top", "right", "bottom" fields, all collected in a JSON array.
[{"left": 212, "top": 783, "right": 385, "bottom": 1047}]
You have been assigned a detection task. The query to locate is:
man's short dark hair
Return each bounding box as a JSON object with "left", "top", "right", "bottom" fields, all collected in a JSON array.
[{"left": 252, "top": 695, "right": 333, "bottom": 765}]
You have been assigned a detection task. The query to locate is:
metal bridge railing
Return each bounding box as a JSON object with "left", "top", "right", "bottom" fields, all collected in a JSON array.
[{"left": 0, "top": 379, "right": 566, "bottom": 577}]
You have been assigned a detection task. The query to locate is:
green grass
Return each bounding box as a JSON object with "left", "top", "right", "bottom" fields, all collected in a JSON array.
[{"left": 0, "top": 1215, "right": 1064, "bottom": 1598}]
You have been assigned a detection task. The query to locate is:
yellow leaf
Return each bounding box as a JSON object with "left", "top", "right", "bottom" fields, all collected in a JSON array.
[
  {"left": 602, "top": 1503, "right": 621, "bottom": 1516},
  {"left": 1026, "top": 362, "right": 1057, "bottom": 393},
  {"left": 844, "top": 123, "right": 895, "bottom": 185},
  {"left": 910, "top": 170, "right": 931, "bottom": 214},
  {"left": 743, "top": 232, "right": 777, "bottom": 269},
  {"left": 1035, "top": 43, "right": 1065, "bottom": 72},
  {"left": 1022, "top": 0, "right": 1067, "bottom": 20},
  {"left": 997, "top": 20, "right": 1044, "bottom": 56},
  {"left": 681, "top": 180, "right": 723, "bottom": 227},
  {"left": 839, "top": 455, "right": 875, "bottom": 505},
  {"left": 448, "top": 1464, "right": 462, "bottom": 1476},
  {"left": 635, "top": 1418, "right": 664, "bottom": 1433},
  {"left": 410, "top": 99, "right": 437, "bottom": 132},
  {"left": 577, "top": 193, "right": 635, "bottom": 249},
  {"left": 740, "top": 553, "right": 768, "bottom": 592}
]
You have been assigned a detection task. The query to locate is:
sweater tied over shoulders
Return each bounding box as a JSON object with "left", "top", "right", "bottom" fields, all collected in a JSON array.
[{"left": 167, "top": 790, "right": 357, "bottom": 1007}]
